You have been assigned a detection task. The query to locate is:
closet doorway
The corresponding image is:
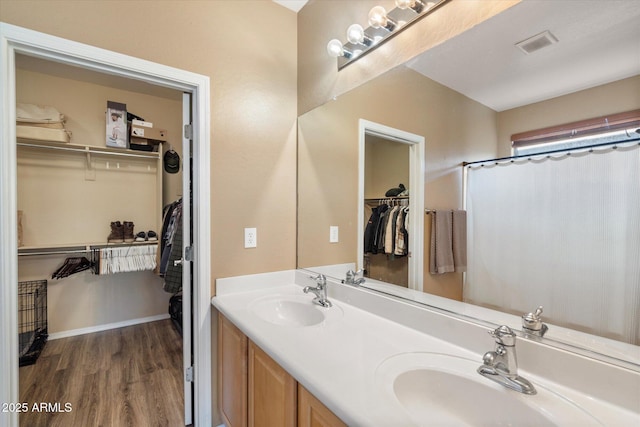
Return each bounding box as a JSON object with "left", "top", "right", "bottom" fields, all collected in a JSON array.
[
  {"left": 0, "top": 23, "right": 212, "bottom": 427},
  {"left": 357, "top": 120, "right": 424, "bottom": 291}
]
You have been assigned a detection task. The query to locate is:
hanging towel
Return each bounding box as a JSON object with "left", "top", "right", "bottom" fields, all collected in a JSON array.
[
  {"left": 430, "top": 210, "right": 455, "bottom": 274},
  {"left": 452, "top": 210, "right": 467, "bottom": 272},
  {"left": 429, "top": 210, "right": 467, "bottom": 274}
]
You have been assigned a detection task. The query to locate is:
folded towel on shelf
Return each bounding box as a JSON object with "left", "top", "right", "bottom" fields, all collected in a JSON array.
[
  {"left": 16, "top": 103, "right": 71, "bottom": 142},
  {"left": 17, "top": 103, "right": 65, "bottom": 125}
]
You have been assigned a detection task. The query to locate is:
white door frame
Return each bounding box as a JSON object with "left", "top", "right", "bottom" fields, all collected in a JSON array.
[
  {"left": 0, "top": 23, "right": 212, "bottom": 427},
  {"left": 357, "top": 119, "right": 425, "bottom": 291},
  {"left": 181, "top": 92, "right": 194, "bottom": 425}
]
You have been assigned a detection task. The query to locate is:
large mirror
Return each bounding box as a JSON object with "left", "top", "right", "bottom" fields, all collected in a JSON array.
[{"left": 298, "top": 0, "right": 640, "bottom": 368}]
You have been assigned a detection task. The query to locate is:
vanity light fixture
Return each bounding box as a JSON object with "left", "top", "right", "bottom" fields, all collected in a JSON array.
[{"left": 327, "top": 0, "right": 449, "bottom": 70}]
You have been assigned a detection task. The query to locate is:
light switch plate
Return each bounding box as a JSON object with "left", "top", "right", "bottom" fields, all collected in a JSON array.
[{"left": 330, "top": 226, "right": 339, "bottom": 243}]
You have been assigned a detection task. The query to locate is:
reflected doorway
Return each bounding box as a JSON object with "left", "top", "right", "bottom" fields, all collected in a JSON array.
[{"left": 357, "top": 120, "right": 425, "bottom": 291}]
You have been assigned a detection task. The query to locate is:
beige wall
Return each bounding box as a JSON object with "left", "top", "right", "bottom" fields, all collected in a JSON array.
[
  {"left": 298, "top": 66, "right": 497, "bottom": 299},
  {"left": 297, "top": 0, "right": 520, "bottom": 114},
  {"left": 497, "top": 75, "right": 640, "bottom": 157},
  {"left": 1, "top": 0, "right": 298, "bottom": 283}
]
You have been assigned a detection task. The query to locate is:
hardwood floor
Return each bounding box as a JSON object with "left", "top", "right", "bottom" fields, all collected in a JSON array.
[{"left": 19, "top": 319, "right": 184, "bottom": 427}]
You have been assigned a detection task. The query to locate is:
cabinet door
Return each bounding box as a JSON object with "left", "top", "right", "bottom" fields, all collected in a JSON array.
[
  {"left": 297, "top": 384, "right": 347, "bottom": 427},
  {"left": 248, "top": 340, "right": 297, "bottom": 427},
  {"left": 218, "top": 313, "right": 248, "bottom": 427}
]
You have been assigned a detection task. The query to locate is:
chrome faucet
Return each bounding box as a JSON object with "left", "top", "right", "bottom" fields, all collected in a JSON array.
[
  {"left": 342, "top": 269, "right": 365, "bottom": 286},
  {"left": 522, "top": 306, "right": 548, "bottom": 337},
  {"left": 303, "top": 274, "right": 332, "bottom": 308},
  {"left": 477, "top": 325, "right": 536, "bottom": 395}
]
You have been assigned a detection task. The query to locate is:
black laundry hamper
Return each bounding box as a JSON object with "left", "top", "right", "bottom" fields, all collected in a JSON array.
[{"left": 18, "top": 280, "right": 48, "bottom": 367}]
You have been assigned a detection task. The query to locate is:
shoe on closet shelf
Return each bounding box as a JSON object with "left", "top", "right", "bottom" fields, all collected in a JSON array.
[
  {"left": 147, "top": 230, "right": 158, "bottom": 242},
  {"left": 135, "top": 231, "right": 147, "bottom": 242},
  {"left": 123, "top": 221, "right": 135, "bottom": 243},
  {"left": 107, "top": 221, "right": 124, "bottom": 243}
]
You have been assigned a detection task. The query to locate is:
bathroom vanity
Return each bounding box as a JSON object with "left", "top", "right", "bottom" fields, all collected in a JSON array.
[{"left": 212, "top": 270, "right": 640, "bottom": 426}]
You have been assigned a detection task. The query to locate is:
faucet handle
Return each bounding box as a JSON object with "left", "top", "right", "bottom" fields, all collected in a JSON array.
[
  {"left": 312, "top": 273, "right": 326, "bottom": 287},
  {"left": 522, "top": 306, "right": 548, "bottom": 336},
  {"left": 489, "top": 325, "right": 516, "bottom": 346},
  {"left": 522, "top": 306, "right": 544, "bottom": 329}
]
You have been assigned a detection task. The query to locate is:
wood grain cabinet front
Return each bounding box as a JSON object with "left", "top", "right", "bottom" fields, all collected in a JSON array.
[
  {"left": 218, "top": 314, "right": 346, "bottom": 427},
  {"left": 297, "top": 384, "right": 348, "bottom": 427},
  {"left": 248, "top": 340, "right": 297, "bottom": 427},
  {"left": 218, "top": 313, "right": 248, "bottom": 427}
]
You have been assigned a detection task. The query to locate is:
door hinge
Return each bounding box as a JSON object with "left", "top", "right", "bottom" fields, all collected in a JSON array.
[
  {"left": 184, "top": 123, "right": 193, "bottom": 140},
  {"left": 185, "top": 245, "right": 194, "bottom": 262},
  {"left": 185, "top": 365, "right": 194, "bottom": 382}
]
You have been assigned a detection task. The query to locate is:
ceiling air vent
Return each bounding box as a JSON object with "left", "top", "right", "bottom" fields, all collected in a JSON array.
[{"left": 515, "top": 30, "right": 558, "bottom": 55}]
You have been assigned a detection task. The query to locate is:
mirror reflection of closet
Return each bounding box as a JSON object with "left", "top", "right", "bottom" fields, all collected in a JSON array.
[{"left": 363, "top": 134, "right": 410, "bottom": 287}]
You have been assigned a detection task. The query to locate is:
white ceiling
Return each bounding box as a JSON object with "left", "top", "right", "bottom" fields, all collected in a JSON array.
[
  {"left": 272, "top": 0, "right": 308, "bottom": 13},
  {"left": 407, "top": 0, "right": 640, "bottom": 112}
]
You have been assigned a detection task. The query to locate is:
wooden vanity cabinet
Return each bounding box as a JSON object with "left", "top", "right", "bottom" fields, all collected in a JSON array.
[
  {"left": 298, "top": 384, "right": 348, "bottom": 427},
  {"left": 218, "top": 313, "right": 248, "bottom": 427},
  {"left": 248, "top": 341, "right": 297, "bottom": 427},
  {"left": 218, "top": 313, "right": 346, "bottom": 427}
]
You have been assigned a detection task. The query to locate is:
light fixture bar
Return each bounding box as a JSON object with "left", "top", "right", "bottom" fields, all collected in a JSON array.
[{"left": 330, "top": 0, "right": 449, "bottom": 70}]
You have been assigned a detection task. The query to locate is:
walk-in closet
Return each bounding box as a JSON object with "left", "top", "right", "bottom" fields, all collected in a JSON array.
[
  {"left": 363, "top": 133, "right": 410, "bottom": 287},
  {"left": 15, "top": 54, "right": 186, "bottom": 426}
]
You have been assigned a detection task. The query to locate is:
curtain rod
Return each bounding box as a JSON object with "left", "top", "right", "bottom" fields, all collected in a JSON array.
[{"left": 462, "top": 138, "right": 640, "bottom": 167}]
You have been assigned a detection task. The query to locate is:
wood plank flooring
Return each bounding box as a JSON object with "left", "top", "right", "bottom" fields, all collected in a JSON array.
[{"left": 19, "top": 319, "right": 184, "bottom": 427}]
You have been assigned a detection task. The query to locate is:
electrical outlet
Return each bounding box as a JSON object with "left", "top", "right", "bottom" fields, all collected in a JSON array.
[
  {"left": 329, "top": 226, "right": 339, "bottom": 243},
  {"left": 244, "top": 227, "right": 257, "bottom": 248}
]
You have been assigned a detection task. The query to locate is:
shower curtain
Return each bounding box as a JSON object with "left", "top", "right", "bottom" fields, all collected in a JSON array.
[{"left": 465, "top": 144, "right": 640, "bottom": 345}]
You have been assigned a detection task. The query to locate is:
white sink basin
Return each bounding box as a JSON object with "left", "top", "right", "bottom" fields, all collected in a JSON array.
[
  {"left": 249, "top": 294, "right": 342, "bottom": 327},
  {"left": 375, "top": 352, "right": 602, "bottom": 426}
]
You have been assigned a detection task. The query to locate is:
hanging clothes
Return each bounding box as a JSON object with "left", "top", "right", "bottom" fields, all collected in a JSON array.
[
  {"left": 160, "top": 198, "right": 183, "bottom": 276},
  {"left": 163, "top": 211, "right": 183, "bottom": 294},
  {"left": 364, "top": 205, "right": 384, "bottom": 253},
  {"left": 364, "top": 200, "right": 409, "bottom": 257}
]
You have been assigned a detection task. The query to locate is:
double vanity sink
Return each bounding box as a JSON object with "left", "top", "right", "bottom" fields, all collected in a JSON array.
[
  {"left": 248, "top": 293, "right": 343, "bottom": 327},
  {"left": 213, "top": 270, "right": 639, "bottom": 426},
  {"left": 375, "top": 352, "right": 600, "bottom": 426}
]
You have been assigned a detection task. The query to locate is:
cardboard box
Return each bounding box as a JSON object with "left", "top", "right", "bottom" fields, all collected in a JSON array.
[{"left": 130, "top": 122, "right": 167, "bottom": 142}]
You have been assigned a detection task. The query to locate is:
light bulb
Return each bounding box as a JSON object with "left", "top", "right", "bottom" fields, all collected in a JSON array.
[
  {"left": 395, "top": 0, "right": 414, "bottom": 9},
  {"left": 346, "top": 24, "right": 372, "bottom": 46},
  {"left": 368, "top": 5, "right": 396, "bottom": 31},
  {"left": 326, "top": 39, "right": 344, "bottom": 57},
  {"left": 396, "top": 0, "right": 424, "bottom": 13},
  {"left": 368, "top": 6, "right": 388, "bottom": 28},
  {"left": 347, "top": 24, "right": 365, "bottom": 44}
]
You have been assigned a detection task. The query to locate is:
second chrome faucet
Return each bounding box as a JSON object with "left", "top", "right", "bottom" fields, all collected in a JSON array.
[
  {"left": 477, "top": 325, "right": 537, "bottom": 395},
  {"left": 342, "top": 269, "right": 366, "bottom": 286}
]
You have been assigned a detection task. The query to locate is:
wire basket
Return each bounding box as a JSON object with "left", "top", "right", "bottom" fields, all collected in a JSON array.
[{"left": 18, "top": 280, "right": 48, "bottom": 367}]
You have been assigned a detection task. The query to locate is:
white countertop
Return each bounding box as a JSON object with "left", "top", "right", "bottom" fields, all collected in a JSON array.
[{"left": 212, "top": 270, "right": 640, "bottom": 426}]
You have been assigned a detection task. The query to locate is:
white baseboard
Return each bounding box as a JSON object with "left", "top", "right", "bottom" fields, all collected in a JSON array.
[{"left": 48, "top": 313, "right": 171, "bottom": 340}]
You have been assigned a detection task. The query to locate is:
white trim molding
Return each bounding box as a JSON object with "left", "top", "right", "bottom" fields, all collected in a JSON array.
[
  {"left": 48, "top": 314, "right": 171, "bottom": 341},
  {"left": 0, "top": 22, "right": 212, "bottom": 427}
]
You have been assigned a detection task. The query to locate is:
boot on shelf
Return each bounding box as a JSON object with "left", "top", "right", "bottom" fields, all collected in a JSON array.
[
  {"left": 108, "top": 221, "right": 124, "bottom": 243},
  {"left": 123, "top": 221, "right": 135, "bottom": 243}
]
